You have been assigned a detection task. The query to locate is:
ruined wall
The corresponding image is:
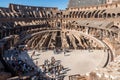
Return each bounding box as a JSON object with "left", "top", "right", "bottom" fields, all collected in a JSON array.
[
  {"left": 68, "top": 0, "right": 106, "bottom": 8},
  {"left": 112, "top": 0, "right": 120, "bottom": 2}
]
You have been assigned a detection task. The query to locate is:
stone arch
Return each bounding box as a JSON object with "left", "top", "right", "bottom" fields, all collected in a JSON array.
[
  {"left": 107, "top": 13, "right": 111, "bottom": 18},
  {"left": 94, "top": 11, "right": 100, "bottom": 18},
  {"left": 72, "top": 11, "right": 76, "bottom": 18},
  {"left": 78, "top": 11, "right": 82, "bottom": 18},
  {"left": 117, "top": 13, "right": 120, "bottom": 17},
  {"left": 87, "top": 12, "right": 92, "bottom": 18},
  {"left": 28, "top": 11, "right": 33, "bottom": 17},
  {"left": 79, "top": 11, "right": 84, "bottom": 18},
  {"left": 112, "top": 13, "right": 116, "bottom": 18},
  {"left": 83, "top": 11, "right": 87, "bottom": 18},
  {"left": 91, "top": 10, "right": 97, "bottom": 17},
  {"left": 43, "top": 10, "right": 47, "bottom": 18},
  {"left": 103, "top": 13, "right": 107, "bottom": 18},
  {"left": 41, "top": 10, "right": 46, "bottom": 17},
  {"left": 66, "top": 15, "right": 68, "bottom": 18},
  {"left": 63, "top": 15, "right": 65, "bottom": 18},
  {"left": 99, "top": 14, "right": 102, "bottom": 18},
  {"left": 47, "top": 14, "right": 50, "bottom": 18},
  {"left": 83, "top": 11, "right": 89, "bottom": 18},
  {"left": 75, "top": 11, "right": 79, "bottom": 18},
  {"left": 81, "top": 11, "right": 86, "bottom": 18},
  {"left": 99, "top": 10, "right": 106, "bottom": 18}
]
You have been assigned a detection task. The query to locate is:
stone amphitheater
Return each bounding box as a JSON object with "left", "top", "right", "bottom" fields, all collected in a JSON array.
[{"left": 0, "top": 0, "right": 120, "bottom": 80}]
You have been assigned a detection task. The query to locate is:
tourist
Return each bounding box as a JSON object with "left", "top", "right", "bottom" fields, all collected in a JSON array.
[
  {"left": 53, "top": 48, "right": 56, "bottom": 54},
  {"left": 51, "top": 57, "right": 56, "bottom": 66},
  {"left": 41, "top": 65, "right": 46, "bottom": 74},
  {"left": 44, "top": 59, "right": 50, "bottom": 66},
  {"left": 63, "top": 48, "right": 66, "bottom": 55}
]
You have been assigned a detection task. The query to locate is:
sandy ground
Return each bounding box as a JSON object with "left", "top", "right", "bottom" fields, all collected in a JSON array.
[{"left": 28, "top": 50, "right": 108, "bottom": 80}]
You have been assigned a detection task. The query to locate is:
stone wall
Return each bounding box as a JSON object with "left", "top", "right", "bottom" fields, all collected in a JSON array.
[{"left": 68, "top": 0, "right": 106, "bottom": 8}]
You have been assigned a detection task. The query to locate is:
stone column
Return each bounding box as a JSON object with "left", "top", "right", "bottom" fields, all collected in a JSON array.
[
  {"left": 86, "top": 27, "right": 89, "bottom": 34},
  {"left": 118, "top": 32, "right": 120, "bottom": 42}
]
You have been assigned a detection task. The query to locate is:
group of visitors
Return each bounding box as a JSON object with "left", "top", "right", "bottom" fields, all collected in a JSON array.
[
  {"left": 41, "top": 57, "right": 64, "bottom": 79},
  {"left": 4, "top": 47, "right": 35, "bottom": 75},
  {"left": 53, "top": 48, "right": 71, "bottom": 55},
  {"left": 11, "top": 59, "right": 34, "bottom": 74},
  {"left": 53, "top": 48, "right": 63, "bottom": 54}
]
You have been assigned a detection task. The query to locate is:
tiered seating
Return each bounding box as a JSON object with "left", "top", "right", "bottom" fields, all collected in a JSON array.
[
  {"left": 0, "top": 3, "right": 58, "bottom": 40},
  {"left": 9, "top": 4, "right": 58, "bottom": 18},
  {"left": 0, "top": 2, "right": 119, "bottom": 80}
]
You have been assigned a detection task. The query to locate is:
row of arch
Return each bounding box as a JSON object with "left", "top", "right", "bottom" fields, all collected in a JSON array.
[
  {"left": 0, "top": 8, "right": 55, "bottom": 19},
  {"left": 63, "top": 10, "right": 120, "bottom": 18}
]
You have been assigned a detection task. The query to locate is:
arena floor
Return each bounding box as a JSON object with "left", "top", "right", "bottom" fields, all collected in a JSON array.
[{"left": 28, "top": 50, "right": 109, "bottom": 80}]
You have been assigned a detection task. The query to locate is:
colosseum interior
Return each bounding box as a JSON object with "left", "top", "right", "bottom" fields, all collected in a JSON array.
[{"left": 0, "top": 0, "right": 120, "bottom": 80}]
